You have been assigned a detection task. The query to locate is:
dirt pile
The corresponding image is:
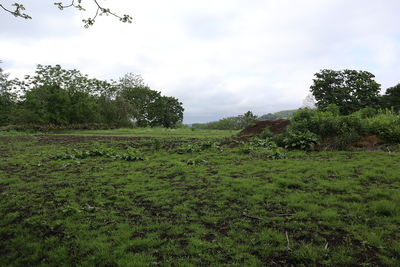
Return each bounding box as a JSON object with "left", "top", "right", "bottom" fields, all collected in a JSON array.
[{"left": 238, "top": 119, "right": 290, "bottom": 138}]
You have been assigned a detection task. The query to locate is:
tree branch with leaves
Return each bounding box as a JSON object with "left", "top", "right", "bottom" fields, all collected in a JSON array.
[
  {"left": 0, "top": 3, "right": 31, "bottom": 19},
  {"left": 1, "top": 0, "right": 132, "bottom": 27}
]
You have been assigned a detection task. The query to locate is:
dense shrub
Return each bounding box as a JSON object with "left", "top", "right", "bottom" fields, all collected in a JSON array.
[
  {"left": 260, "top": 126, "right": 274, "bottom": 139},
  {"left": 353, "top": 107, "right": 378, "bottom": 118},
  {"left": 365, "top": 114, "right": 400, "bottom": 143},
  {"left": 286, "top": 106, "right": 400, "bottom": 149},
  {"left": 336, "top": 116, "right": 367, "bottom": 136},
  {"left": 283, "top": 131, "right": 320, "bottom": 150},
  {"left": 331, "top": 129, "right": 360, "bottom": 150},
  {"left": 271, "top": 133, "right": 287, "bottom": 147},
  {"left": 288, "top": 107, "right": 368, "bottom": 140},
  {"left": 288, "top": 108, "right": 340, "bottom": 137}
]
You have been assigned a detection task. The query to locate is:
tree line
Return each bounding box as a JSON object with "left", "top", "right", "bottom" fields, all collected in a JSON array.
[
  {"left": 258, "top": 109, "right": 298, "bottom": 121},
  {"left": 0, "top": 63, "right": 184, "bottom": 128}
]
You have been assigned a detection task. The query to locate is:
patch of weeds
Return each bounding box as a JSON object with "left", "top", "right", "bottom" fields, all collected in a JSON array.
[
  {"left": 238, "top": 138, "right": 286, "bottom": 159},
  {"left": 177, "top": 141, "right": 221, "bottom": 154},
  {"left": 284, "top": 130, "right": 320, "bottom": 150},
  {"left": 119, "top": 150, "right": 145, "bottom": 161},
  {"left": 45, "top": 147, "right": 145, "bottom": 162},
  {"left": 151, "top": 138, "right": 163, "bottom": 151}
]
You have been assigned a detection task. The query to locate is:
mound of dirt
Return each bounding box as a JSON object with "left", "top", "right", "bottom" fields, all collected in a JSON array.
[{"left": 238, "top": 119, "right": 290, "bottom": 138}]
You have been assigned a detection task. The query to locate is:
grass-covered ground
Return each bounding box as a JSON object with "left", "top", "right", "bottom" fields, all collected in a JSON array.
[{"left": 1, "top": 128, "right": 399, "bottom": 266}]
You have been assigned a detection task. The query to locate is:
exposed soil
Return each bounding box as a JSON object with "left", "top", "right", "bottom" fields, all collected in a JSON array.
[{"left": 238, "top": 119, "right": 290, "bottom": 138}]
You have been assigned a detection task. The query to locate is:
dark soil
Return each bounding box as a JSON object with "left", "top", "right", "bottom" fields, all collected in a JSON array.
[{"left": 238, "top": 119, "right": 290, "bottom": 138}]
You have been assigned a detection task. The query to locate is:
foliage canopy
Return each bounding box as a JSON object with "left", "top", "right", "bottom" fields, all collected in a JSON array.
[
  {"left": 310, "top": 69, "right": 381, "bottom": 115},
  {"left": 0, "top": 64, "right": 184, "bottom": 128}
]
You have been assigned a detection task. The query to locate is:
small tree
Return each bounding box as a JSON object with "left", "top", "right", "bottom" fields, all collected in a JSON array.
[
  {"left": 310, "top": 69, "right": 381, "bottom": 115},
  {"left": 147, "top": 96, "right": 184, "bottom": 128},
  {"left": 117, "top": 73, "right": 185, "bottom": 127},
  {"left": 237, "top": 111, "right": 258, "bottom": 129}
]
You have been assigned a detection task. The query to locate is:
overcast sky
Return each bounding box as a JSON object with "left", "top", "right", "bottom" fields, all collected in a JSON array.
[{"left": 1, "top": 0, "right": 400, "bottom": 123}]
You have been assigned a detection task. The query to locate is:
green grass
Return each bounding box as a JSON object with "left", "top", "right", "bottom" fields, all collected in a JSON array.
[
  {"left": 1, "top": 129, "right": 400, "bottom": 266},
  {"left": 56, "top": 127, "right": 240, "bottom": 138}
]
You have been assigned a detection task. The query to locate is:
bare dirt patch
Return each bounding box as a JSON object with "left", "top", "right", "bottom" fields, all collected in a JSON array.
[{"left": 238, "top": 119, "right": 290, "bottom": 138}]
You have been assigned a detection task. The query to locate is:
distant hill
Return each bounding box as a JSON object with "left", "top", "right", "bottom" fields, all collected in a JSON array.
[{"left": 258, "top": 109, "right": 299, "bottom": 121}]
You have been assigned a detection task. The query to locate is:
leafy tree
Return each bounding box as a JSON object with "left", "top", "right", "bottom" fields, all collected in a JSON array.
[
  {"left": 17, "top": 84, "right": 71, "bottom": 125},
  {"left": 96, "top": 95, "right": 131, "bottom": 126},
  {"left": 20, "top": 64, "right": 99, "bottom": 93},
  {"left": 310, "top": 69, "right": 381, "bottom": 115},
  {"left": 237, "top": 111, "right": 258, "bottom": 129},
  {"left": 116, "top": 73, "right": 158, "bottom": 126},
  {"left": 13, "top": 65, "right": 108, "bottom": 125},
  {"left": 381, "top": 83, "right": 400, "bottom": 112},
  {"left": 116, "top": 73, "right": 184, "bottom": 128},
  {"left": 0, "top": 0, "right": 132, "bottom": 28},
  {"left": 147, "top": 96, "right": 184, "bottom": 128},
  {"left": 0, "top": 62, "right": 16, "bottom": 126}
]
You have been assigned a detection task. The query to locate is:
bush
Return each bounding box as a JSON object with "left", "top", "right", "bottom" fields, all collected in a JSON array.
[
  {"left": 272, "top": 133, "right": 287, "bottom": 147},
  {"left": 283, "top": 131, "right": 320, "bottom": 150},
  {"left": 336, "top": 116, "right": 366, "bottom": 136},
  {"left": 289, "top": 108, "right": 368, "bottom": 140},
  {"left": 353, "top": 107, "right": 378, "bottom": 119},
  {"left": 260, "top": 126, "right": 274, "bottom": 139},
  {"left": 289, "top": 108, "right": 339, "bottom": 138},
  {"left": 365, "top": 114, "right": 400, "bottom": 143},
  {"left": 331, "top": 129, "right": 360, "bottom": 150}
]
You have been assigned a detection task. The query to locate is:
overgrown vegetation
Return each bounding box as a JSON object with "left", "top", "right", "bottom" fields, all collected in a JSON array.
[
  {"left": 1, "top": 128, "right": 400, "bottom": 266},
  {"left": 271, "top": 106, "right": 400, "bottom": 151}
]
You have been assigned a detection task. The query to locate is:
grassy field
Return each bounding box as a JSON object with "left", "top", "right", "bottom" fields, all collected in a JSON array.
[{"left": 1, "top": 128, "right": 400, "bottom": 266}]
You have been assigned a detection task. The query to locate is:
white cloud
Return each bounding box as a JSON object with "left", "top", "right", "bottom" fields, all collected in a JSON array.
[{"left": 1, "top": 0, "right": 400, "bottom": 123}]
